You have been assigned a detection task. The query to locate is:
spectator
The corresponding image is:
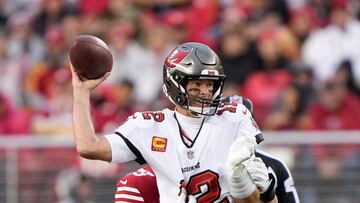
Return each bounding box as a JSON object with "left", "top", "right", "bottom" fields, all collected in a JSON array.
[
  {"left": 288, "top": 6, "right": 319, "bottom": 43},
  {"left": 78, "top": 0, "right": 108, "bottom": 17},
  {"left": 0, "top": 2, "right": 7, "bottom": 28},
  {"left": 264, "top": 85, "right": 302, "bottom": 130},
  {"left": 334, "top": 59, "right": 360, "bottom": 97},
  {"left": 25, "top": 25, "right": 68, "bottom": 109},
  {"left": 33, "top": 0, "right": 69, "bottom": 36},
  {"left": 291, "top": 62, "right": 317, "bottom": 110},
  {"left": 186, "top": 0, "right": 219, "bottom": 49},
  {"left": 302, "top": 1, "right": 360, "bottom": 82},
  {"left": 43, "top": 25, "right": 67, "bottom": 67},
  {"left": 0, "top": 29, "right": 26, "bottom": 106},
  {"left": 218, "top": 24, "right": 259, "bottom": 86},
  {"left": 305, "top": 78, "right": 360, "bottom": 203},
  {"left": 0, "top": 94, "right": 31, "bottom": 134},
  {"left": 6, "top": 11, "right": 45, "bottom": 67},
  {"left": 61, "top": 10, "right": 82, "bottom": 49},
  {"left": 30, "top": 67, "right": 73, "bottom": 136},
  {"left": 91, "top": 80, "right": 136, "bottom": 133},
  {"left": 307, "top": 79, "right": 360, "bottom": 130},
  {"left": 162, "top": 9, "right": 188, "bottom": 44},
  {"left": 105, "top": 20, "right": 136, "bottom": 84},
  {"left": 242, "top": 28, "right": 292, "bottom": 126},
  {"left": 102, "top": 0, "right": 138, "bottom": 22},
  {"left": 56, "top": 169, "right": 95, "bottom": 203}
]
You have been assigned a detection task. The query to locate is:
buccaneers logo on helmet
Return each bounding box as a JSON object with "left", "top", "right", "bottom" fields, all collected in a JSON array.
[{"left": 164, "top": 48, "right": 192, "bottom": 68}]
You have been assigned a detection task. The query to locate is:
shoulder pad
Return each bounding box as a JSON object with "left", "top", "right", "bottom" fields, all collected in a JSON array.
[
  {"left": 216, "top": 103, "right": 250, "bottom": 122},
  {"left": 127, "top": 112, "right": 156, "bottom": 129},
  {"left": 126, "top": 111, "right": 167, "bottom": 129}
]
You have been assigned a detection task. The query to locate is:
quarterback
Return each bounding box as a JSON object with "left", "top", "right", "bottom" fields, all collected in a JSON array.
[
  {"left": 114, "top": 97, "right": 298, "bottom": 203},
  {"left": 71, "top": 42, "right": 273, "bottom": 202},
  {"left": 115, "top": 149, "right": 299, "bottom": 203}
]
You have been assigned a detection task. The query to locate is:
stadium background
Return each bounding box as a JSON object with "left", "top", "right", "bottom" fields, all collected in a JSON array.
[{"left": 0, "top": 0, "right": 359, "bottom": 202}]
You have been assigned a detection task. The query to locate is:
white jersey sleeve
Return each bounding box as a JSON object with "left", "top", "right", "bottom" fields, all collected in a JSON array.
[
  {"left": 105, "top": 112, "right": 149, "bottom": 164},
  {"left": 236, "top": 104, "right": 263, "bottom": 143},
  {"left": 105, "top": 133, "right": 137, "bottom": 163},
  {"left": 217, "top": 102, "right": 263, "bottom": 144}
]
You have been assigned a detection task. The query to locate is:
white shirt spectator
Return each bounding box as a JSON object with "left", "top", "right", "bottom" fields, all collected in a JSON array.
[
  {"left": 108, "top": 42, "right": 172, "bottom": 106},
  {"left": 302, "top": 19, "right": 360, "bottom": 82}
]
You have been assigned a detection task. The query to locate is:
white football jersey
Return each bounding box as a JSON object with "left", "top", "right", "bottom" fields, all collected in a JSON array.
[{"left": 106, "top": 102, "right": 262, "bottom": 203}]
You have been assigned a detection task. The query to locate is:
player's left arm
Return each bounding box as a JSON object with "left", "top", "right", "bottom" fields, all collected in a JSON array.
[
  {"left": 226, "top": 131, "right": 262, "bottom": 203},
  {"left": 243, "top": 157, "right": 278, "bottom": 203}
]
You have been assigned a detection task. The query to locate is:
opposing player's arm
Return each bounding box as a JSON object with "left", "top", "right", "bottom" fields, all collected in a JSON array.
[
  {"left": 71, "top": 62, "right": 113, "bottom": 162},
  {"left": 275, "top": 162, "right": 300, "bottom": 203}
]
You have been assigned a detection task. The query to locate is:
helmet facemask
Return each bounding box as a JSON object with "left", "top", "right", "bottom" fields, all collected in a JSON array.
[{"left": 164, "top": 69, "right": 225, "bottom": 116}]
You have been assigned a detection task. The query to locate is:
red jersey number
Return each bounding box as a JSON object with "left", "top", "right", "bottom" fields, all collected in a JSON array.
[
  {"left": 142, "top": 112, "right": 165, "bottom": 122},
  {"left": 216, "top": 102, "right": 237, "bottom": 115},
  {"left": 186, "top": 170, "right": 221, "bottom": 203}
]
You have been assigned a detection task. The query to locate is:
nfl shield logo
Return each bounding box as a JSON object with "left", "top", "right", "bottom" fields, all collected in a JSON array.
[{"left": 187, "top": 151, "right": 194, "bottom": 159}]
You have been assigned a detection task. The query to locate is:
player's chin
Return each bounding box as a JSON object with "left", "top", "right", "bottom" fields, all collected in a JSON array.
[
  {"left": 189, "top": 102, "right": 212, "bottom": 108},
  {"left": 190, "top": 97, "right": 211, "bottom": 106}
]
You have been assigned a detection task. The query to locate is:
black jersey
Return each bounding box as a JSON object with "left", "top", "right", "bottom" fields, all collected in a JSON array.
[{"left": 255, "top": 150, "right": 300, "bottom": 203}]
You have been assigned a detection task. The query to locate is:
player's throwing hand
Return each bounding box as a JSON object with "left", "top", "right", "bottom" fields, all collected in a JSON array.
[{"left": 69, "top": 61, "right": 110, "bottom": 92}]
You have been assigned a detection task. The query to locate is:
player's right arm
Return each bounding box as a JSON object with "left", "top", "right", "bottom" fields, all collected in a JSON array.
[{"left": 71, "top": 62, "right": 113, "bottom": 162}]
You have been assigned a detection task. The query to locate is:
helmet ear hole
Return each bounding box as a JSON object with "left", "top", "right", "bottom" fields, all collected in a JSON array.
[
  {"left": 175, "top": 95, "right": 187, "bottom": 106},
  {"left": 174, "top": 72, "right": 185, "bottom": 84}
]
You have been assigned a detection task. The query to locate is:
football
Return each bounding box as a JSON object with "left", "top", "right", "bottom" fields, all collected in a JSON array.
[{"left": 69, "top": 35, "right": 113, "bottom": 80}]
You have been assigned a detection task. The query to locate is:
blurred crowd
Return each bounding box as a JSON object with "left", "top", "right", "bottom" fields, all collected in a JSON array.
[
  {"left": 0, "top": 1, "right": 359, "bottom": 202},
  {"left": 0, "top": 0, "right": 360, "bottom": 136}
]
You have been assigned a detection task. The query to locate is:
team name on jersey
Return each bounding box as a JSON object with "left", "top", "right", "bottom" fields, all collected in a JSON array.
[{"left": 181, "top": 162, "right": 200, "bottom": 173}]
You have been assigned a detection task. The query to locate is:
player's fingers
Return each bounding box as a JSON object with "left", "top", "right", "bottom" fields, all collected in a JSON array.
[
  {"left": 68, "top": 56, "right": 76, "bottom": 72},
  {"left": 91, "top": 72, "right": 110, "bottom": 85},
  {"left": 102, "top": 72, "right": 111, "bottom": 80},
  {"left": 67, "top": 59, "right": 83, "bottom": 83},
  {"left": 70, "top": 67, "right": 82, "bottom": 84},
  {"left": 85, "top": 72, "right": 110, "bottom": 90}
]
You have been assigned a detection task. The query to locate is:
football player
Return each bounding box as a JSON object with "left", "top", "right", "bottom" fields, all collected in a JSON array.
[
  {"left": 71, "top": 42, "right": 272, "bottom": 202},
  {"left": 114, "top": 96, "right": 299, "bottom": 203},
  {"left": 115, "top": 150, "right": 299, "bottom": 203}
]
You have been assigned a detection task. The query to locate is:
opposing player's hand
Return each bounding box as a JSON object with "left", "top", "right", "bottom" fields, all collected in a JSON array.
[{"left": 69, "top": 61, "right": 110, "bottom": 92}]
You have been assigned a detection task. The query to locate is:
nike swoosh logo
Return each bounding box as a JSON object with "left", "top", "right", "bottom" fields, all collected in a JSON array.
[
  {"left": 120, "top": 179, "right": 127, "bottom": 185},
  {"left": 242, "top": 108, "right": 247, "bottom": 115}
]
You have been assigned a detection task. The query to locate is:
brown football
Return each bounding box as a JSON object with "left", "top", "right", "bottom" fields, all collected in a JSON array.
[{"left": 69, "top": 35, "right": 113, "bottom": 80}]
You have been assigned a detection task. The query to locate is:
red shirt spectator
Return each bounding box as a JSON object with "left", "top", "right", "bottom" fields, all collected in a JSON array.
[
  {"left": 0, "top": 95, "right": 31, "bottom": 134},
  {"left": 309, "top": 85, "right": 360, "bottom": 130},
  {"left": 308, "top": 81, "right": 360, "bottom": 162},
  {"left": 242, "top": 69, "right": 292, "bottom": 125}
]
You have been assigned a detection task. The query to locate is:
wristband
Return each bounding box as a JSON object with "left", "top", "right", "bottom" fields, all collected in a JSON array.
[{"left": 228, "top": 164, "right": 256, "bottom": 199}]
